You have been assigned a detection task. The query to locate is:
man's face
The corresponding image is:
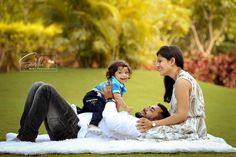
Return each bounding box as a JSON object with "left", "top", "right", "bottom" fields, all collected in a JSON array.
[{"left": 139, "top": 105, "right": 163, "bottom": 120}]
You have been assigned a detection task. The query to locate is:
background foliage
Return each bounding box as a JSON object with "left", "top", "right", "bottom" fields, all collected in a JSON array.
[
  {"left": 184, "top": 53, "right": 236, "bottom": 88},
  {"left": 0, "top": 0, "right": 236, "bottom": 87}
]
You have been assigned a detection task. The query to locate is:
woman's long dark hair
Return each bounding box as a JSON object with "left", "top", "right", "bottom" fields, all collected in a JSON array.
[{"left": 156, "top": 45, "right": 184, "bottom": 103}]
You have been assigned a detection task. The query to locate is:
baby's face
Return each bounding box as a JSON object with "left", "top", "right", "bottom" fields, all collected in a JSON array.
[{"left": 114, "top": 66, "right": 130, "bottom": 84}]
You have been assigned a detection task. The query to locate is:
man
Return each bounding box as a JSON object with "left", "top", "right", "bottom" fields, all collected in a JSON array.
[
  {"left": 14, "top": 81, "right": 169, "bottom": 142},
  {"left": 95, "top": 102, "right": 170, "bottom": 139},
  {"left": 79, "top": 82, "right": 170, "bottom": 140}
]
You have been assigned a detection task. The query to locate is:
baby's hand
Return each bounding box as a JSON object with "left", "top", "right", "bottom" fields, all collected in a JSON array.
[{"left": 124, "top": 106, "right": 133, "bottom": 113}]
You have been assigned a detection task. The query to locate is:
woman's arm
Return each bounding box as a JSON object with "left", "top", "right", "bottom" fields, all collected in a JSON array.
[
  {"left": 159, "top": 78, "right": 191, "bottom": 124},
  {"left": 137, "top": 78, "right": 191, "bottom": 132}
]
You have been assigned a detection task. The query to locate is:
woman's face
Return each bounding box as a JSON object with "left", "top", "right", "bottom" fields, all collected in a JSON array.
[{"left": 156, "top": 55, "right": 172, "bottom": 76}]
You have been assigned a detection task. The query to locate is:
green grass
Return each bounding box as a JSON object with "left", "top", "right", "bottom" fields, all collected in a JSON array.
[{"left": 0, "top": 68, "right": 236, "bottom": 157}]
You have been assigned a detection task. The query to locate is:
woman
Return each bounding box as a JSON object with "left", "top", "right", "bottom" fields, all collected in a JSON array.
[{"left": 136, "top": 45, "right": 207, "bottom": 141}]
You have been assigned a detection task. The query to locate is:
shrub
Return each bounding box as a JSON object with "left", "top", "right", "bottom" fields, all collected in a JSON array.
[
  {"left": 184, "top": 53, "right": 236, "bottom": 88},
  {"left": 0, "top": 22, "right": 61, "bottom": 72},
  {"left": 212, "top": 53, "right": 236, "bottom": 88}
]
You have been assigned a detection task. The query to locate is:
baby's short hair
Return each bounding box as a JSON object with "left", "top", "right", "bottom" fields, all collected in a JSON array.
[{"left": 106, "top": 60, "right": 132, "bottom": 79}]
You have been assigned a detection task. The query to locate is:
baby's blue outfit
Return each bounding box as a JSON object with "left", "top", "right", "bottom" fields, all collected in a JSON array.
[
  {"left": 95, "top": 76, "right": 126, "bottom": 96},
  {"left": 81, "top": 76, "right": 127, "bottom": 126}
]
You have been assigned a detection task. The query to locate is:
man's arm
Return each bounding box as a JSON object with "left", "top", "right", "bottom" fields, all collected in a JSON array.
[
  {"left": 102, "top": 81, "right": 113, "bottom": 100},
  {"left": 101, "top": 81, "right": 140, "bottom": 139}
]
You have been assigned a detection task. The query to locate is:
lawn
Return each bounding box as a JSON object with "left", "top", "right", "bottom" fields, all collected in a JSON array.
[{"left": 0, "top": 68, "right": 236, "bottom": 157}]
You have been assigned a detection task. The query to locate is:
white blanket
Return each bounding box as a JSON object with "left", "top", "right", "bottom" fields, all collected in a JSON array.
[{"left": 0, "top": 133, "right": 235, "bottom": 155}]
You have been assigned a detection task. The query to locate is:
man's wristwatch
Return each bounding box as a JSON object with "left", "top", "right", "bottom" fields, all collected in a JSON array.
[
  {"left": 106, "top": 98, "right": 116, "bottom": 103},
  {"left": 151, "top": 121, "right": 157, "bottom": 127}
]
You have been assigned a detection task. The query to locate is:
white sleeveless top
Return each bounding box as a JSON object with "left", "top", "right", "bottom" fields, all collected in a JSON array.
[{"left": 138, "top": 70, "right": 207, "bottom": 141}]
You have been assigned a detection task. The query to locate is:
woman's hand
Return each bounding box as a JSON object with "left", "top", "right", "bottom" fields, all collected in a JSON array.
[{"left": 136, "top": 118, "right": 152, "bottom": 133}]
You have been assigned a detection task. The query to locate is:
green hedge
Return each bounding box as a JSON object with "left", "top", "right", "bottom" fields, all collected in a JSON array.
[{"left": 0, "top": 22, "right": 61, "bottom": 72}]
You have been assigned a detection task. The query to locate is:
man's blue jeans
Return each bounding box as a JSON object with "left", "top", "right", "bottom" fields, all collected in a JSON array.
[{"left": 17, "top": 82, "right": 80, "bottom": 142}]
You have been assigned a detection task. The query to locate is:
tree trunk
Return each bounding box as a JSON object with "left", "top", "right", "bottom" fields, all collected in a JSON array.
[
  {"left": 206, "top": 18, "right": 228, "bottom": 56},
  {"left": 191, "top": 24, "right": 205, "bottom": 53}
]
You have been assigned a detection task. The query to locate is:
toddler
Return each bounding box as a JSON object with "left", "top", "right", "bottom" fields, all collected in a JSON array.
[{"left": 79, "top": 60, "right": 133, "bottom": 133}]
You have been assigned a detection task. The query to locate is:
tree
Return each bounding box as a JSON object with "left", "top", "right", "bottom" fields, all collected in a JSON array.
[
  {"left": 178, "top": 0, "right": 236, "bottom": 56},
  {"left": 0, "top": 0, "right": 42, "bottom": 23}
]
